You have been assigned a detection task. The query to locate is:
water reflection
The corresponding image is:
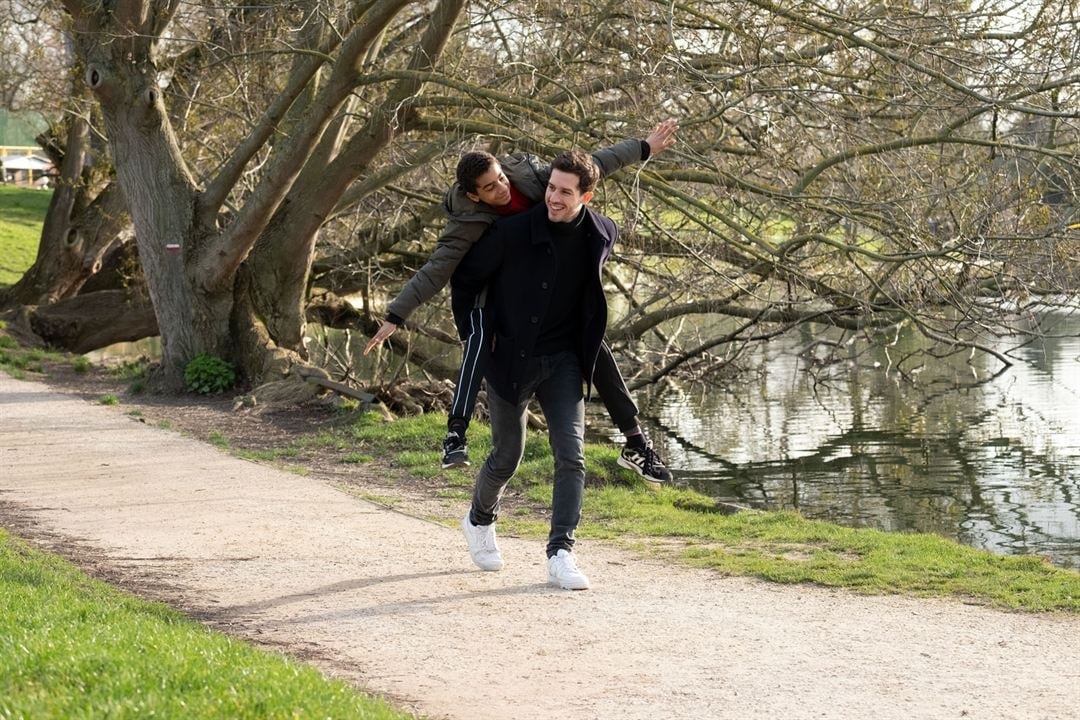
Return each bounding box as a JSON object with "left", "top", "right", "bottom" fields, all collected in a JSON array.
[{"left": 593, "top": 311, "right": 1080, "bottom": 569}]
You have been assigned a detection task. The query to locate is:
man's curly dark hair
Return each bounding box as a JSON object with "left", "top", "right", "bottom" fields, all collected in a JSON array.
[{"left": 550, "top": 149, "right": 599, "bottom": 194}]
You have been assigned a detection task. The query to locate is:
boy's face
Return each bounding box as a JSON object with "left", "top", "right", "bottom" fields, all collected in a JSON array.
[
  {"left": 466, "top": 163, "right": 512, "bottom": 207},
  {"left": 545, "top": 168, "right": 593, "bottom": 223}
]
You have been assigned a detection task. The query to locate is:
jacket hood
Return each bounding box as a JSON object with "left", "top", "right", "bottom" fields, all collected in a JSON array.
[{"left": 443, "top": 185, "right": 496, "bottom": 223}]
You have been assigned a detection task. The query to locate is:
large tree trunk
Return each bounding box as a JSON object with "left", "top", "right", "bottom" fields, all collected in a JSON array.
[
  {"left": 94, "top": 66, "right": 227, "bottom": 386},
  {"left": 58, "top": 0, "right": 465, "bottom": 388},
  {"left": 65, "top": 2, "right": 236, "bottom": 387},
  {"left": 0, "top": 116, "right": 88, "bottom": 308}
]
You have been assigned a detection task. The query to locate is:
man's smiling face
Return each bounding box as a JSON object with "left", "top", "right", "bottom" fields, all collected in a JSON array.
[{"left": 545, "top": 168, "right": 593, "bottom": 223}]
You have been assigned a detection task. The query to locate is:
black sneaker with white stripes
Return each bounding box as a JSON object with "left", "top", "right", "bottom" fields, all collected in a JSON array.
[
  {"left": 617, "top": 442, "right": 672, "bottom": 483},
  {"left": 441, "top": 431, "right": 470, "bottom": 469}
]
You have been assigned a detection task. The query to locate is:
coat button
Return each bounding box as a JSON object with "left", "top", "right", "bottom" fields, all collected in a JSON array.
[
  {"left": 519, "top": 350, "right": 526, "bottom": 358},
  {"left": 541, "top": 282, "right": 549, "bottom": 290},
  {"left": 530, "top": 315, "right": 539, "bottom": 324}
]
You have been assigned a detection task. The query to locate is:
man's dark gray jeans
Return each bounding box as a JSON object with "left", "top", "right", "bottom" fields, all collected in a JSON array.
[{"left": 469, "top": 351, "right": 585, "bottom": 557}]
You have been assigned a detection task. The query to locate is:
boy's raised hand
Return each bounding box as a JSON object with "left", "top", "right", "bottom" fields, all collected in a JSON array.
[{"left": 645, "top": 118, "right": 679, "bottom": 157}]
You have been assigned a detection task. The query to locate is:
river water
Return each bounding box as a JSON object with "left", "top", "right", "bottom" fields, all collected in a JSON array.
[{"left": 594, "top": 311, "right": 1080, "bottom": 569}]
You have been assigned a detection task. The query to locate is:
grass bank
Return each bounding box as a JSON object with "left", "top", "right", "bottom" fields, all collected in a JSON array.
[
  {"left": 0, "top": 529, "right": 412, "bottom": 719},
  {"left": 0, "top": 320, "right": 68, "bottom": 379},
  {"left": 0, "top": 185, "right": 49, "bottom": 286},
  {"left": 303, "top": 410, "right": 1078, "bottom": 613}
]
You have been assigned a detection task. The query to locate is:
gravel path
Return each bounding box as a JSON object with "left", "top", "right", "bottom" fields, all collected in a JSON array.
[{"left": 2, "top": 373, "right": 1078, "bottom": 719}]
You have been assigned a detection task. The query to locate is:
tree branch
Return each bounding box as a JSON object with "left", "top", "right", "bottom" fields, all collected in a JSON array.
[{"left": 201, "top": 0, "right": 413, "bottom": 292}]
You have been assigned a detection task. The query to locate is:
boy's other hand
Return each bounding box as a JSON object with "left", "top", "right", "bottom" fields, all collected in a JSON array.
[{"left": 363, "top": 320, "right": 398, "bottom": 355}]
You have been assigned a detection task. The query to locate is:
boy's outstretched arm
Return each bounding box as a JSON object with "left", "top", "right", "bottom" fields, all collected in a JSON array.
[
  {"left": 586, "top": 117, "right": 678, "bottom": 179},
  {"left": 363, "top": 217, "right": 489, "bottom": 355}
]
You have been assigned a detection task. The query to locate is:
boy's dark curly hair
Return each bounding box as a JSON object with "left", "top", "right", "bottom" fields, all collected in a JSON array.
[{"left": 456, "top": 151, "right": 498, "bottom": 194}]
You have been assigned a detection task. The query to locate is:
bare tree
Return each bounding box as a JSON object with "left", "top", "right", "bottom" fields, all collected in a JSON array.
[
  {"left": 0, "top": 2, "right": 134, "bottom": 319},
  {"left": 34, "top": 0, "right": 467, "bottom": 388}
]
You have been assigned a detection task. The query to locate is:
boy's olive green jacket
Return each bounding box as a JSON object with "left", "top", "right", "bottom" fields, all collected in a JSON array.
[{"left": 384, "top": 138, "right": 647, "bottom": 324}]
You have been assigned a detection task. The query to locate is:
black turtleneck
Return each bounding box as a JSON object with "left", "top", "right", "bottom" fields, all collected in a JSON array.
[{"left": 533, "top": 207, "right": 591, "bottom": 356}]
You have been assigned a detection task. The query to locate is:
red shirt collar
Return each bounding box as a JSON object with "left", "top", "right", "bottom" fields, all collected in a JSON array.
[{"left": 492, "top": 182, "right": 532, "bottom": 216}]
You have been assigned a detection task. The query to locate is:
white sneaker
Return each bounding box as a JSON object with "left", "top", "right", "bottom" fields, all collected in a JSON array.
[
  {"left": 461, "top": 513, "right": 504, "bottom": 571},
  {"left": 547, "top": 549, "right": 590, "bottom": 590}
]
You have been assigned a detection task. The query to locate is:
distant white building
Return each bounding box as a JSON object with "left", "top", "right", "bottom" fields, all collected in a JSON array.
[{"left": 0, "top": 149, "right": 53, "bottom": 188}]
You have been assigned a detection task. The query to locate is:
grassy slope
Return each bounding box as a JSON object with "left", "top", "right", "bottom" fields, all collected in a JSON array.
[
  {"left": 0, "top": 530, "right": 412, "bottom": 720},
  {"left": 0, "top": 185, "right": 49, "bottom": 286}
]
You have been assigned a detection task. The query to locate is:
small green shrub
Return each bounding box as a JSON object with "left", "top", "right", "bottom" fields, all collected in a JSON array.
[
  {"left": 0, "top": 336, "right": 17, "bottom": 349},
  {"left": 98, "top": 394, "right": 119, "bottom": 406},
  {"left": 183, "top": 353, "right": 236, "bottom": 394},
  {"left": 72, "top": 356, "right": 91, "bottom": 374}
]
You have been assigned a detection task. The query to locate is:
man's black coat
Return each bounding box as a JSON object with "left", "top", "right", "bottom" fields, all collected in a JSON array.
[{"left": 450, "top": 202, "right": 617, "bottom": 404}]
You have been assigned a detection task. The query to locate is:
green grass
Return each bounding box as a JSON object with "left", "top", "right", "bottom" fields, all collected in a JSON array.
[
  {"left": 341, "top": 411, "right": 1080, "bottom": 613},
  {"left": 98, "top": 394, "right": 119, "bottom": 406},
  {"left": 0, "top": 333, "right": 64, "bottom": 379},
  {"left": 0, "top": 530, "right": 411, "bottom": 719},
  {"left": 0, "top": 322, "right": 92, "bottom": 383},
  {"left": 106, "top": 359, "right": 151, "bottom": 394},
  {"left": 0, "top": 185, "right": 49, "bottom": 286},
  {"left": 586, "top": 488, "right": 1080, "bottom": 612}
]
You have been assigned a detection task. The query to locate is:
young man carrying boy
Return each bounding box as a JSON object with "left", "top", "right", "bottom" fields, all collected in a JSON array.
[
  {"left": 364, "top": 121, "right": 677, "bottom": 482},
  {"left": 452, "top": 150, "right": 617, "bottom": 588}
]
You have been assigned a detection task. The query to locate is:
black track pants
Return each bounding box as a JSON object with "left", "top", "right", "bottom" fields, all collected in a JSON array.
[{"left": 448, "top": 307, "right": 639, "bottom": 436}]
